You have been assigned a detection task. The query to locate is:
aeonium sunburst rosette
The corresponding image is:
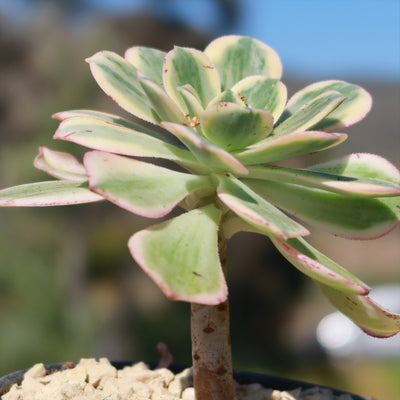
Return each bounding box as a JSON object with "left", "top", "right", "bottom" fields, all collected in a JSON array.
[{"left": 1, "top": 35, "right": 400, "bottom": 339}]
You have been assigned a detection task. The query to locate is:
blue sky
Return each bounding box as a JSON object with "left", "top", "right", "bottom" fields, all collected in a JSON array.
[
  {"left": 1, "top": 0, "right": 399, "bottom": 82},
  {"left": 88, "top": 0, "right": 400, "bottom": 82}
]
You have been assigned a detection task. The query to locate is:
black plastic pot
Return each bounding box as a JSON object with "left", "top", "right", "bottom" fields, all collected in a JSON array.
[{"left": 0, "top": 361, "right": 372, "bottom": 399}]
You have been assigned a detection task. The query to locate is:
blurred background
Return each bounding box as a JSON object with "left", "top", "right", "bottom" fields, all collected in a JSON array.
[{"left": 0, "top": 0, "right": 399, "bottom": 398}]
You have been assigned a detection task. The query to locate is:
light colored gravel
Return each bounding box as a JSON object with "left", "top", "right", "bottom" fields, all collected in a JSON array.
[{"left": 1, "top": 358, "right": 355, "bottom": 400}]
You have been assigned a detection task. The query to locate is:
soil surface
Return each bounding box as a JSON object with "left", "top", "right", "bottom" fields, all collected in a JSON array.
[{"left": 1, "top": 358, "right": 355, "bottom": 400}]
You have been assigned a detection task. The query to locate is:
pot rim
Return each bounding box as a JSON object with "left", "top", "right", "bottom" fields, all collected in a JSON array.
[{"left": 0, "top": 361, "right": 372, "bottom": 400}]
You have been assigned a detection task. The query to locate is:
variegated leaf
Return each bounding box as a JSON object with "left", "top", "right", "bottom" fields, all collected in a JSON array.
[
  {"left": 162, "top": 122, "right": 248, "bottom": 175},
  {"left": 271, "top": 237, "right": 369, "bottom": 294},
  {"left": 0, "top": 180, "right": 102, "bottom": 206},
  {"left": 245, "top": 179, "right": 400, "bottom": 239},
  {"left": 53, "top": 109, "right": 158, "bottom": 135},
  {"left": 208, "top": 89, "right": 246, "bottom": 107},
  {"left": 34, "top": 147, "right": 87, "bottom": 182},
  {"left": 231, "top": 76, "right": 287, "bottom": 121},
  {"left": 163, "top": 46, "right": 221, "bottom": 110},
  {"left": 204, "top": 35, "right": 282, "bottom": 90},
  {"left": 129, "top": 204, "right": 227, "bottom": 305},
  {"left": 84, "top": 151, "right": 212, "bottom": 218},
  {"left": 273, "top": 91, "right": 346, "bottom": 136},
  {"left": 125, "top": 46, "right": 166, "bottom": 86},
  {"left": 309, "top": 153, "right": 400, "bottom": 184},
  {"left": 86, "top": 51, "right": 156, "bottom": 123},
  {"left": 317, "top": 283, "right": 400, "bottom": 338},
  {"left": 247, "top": 164, "right": 400, "bottom": 197},
  {"left": 54, "top": 116, "right": 201, "bottom": 171},
  {"left": 177, "top": 85, "right": 204, "bottom": 120},
  {"left": 201, "top": 102, "right": 274, "bottom": 152},
  {"left": 139, "top": 74, "right": 186, "bottom": 124},
  {"left": 216, "top": 174, "right": 309, "bottom": 239},
  {"left": 234, "top": 131, "right": 347, "bottom": 165},
  {"left": 278, "top": 80, "right": 372, "bottom": 132}
]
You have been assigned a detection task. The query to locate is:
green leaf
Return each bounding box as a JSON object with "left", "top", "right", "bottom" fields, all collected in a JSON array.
[
  {"left": 54, "top": 116, "right": 201, "bottom": 171},
  {"left": 245, "top": 179, "right": 400, "bottom": 239},
  {"left": 162, "top": 122, "right": 248, "bottom": 175},
  {"left": 273, "top": 91, "right": 346, "bottom": 136},
  {"left": 201, "top": 102, "right": 274, "bottom": 152},
  {"left": 86, "top": 51, "right": 156, "bottom": 123},
  {"left": 205, "top": 35, "right": 282, "bottom": 90},
  {"left": 177, "top": 85, "right": 204, "bottom": 119},
  {"left": 221, "top": 211, "right": 261, "bottom": 239},
  {"left": 139, "top": 75, "right": 186, "bottom": 123},
  {"left": 124, "top": 46, "right": 166, "bottom": 86},
  {"left": 247, "top": 164, "right": 400, "bottom": 198},
  {"left": 84, "top": 151, "right": 212, "bottom": 218},
  {"left": 234, "top": 131, "right": 347, "bottom": 164},
  {"left": 163, "top": 46, "right": 221, "bottom": 110},
  {"left": 34, "top": 147, "right": 87, "bottom": 182},
  {"left": 53, "top": 109, "right": 157, "bottom": 134},
  {"left": 278, "top": 80, "right": 372, "bottom": 132},
  {"left": 271, "top": 237, "right": 369, "bottom": 294},
  {"left": 216, "top": 174, "right": 309, "bottom": 239},
  {"left": 317, "top": 283, "right": 400, "bottom": 338},
  {"left": 0, "top": 180, "right": 102, "bottom": 207},
  {"left": 207, "top": 89, "right": 246, "bottom": 107},
  {"left": 309, "top": 153, "right": 400, "bottom": 184},
  {"left": 128, "top": 204, "right": 227, "bottom": 305},
  {"left": 231, "top": 76, "right": 287, "bottom": 121}
]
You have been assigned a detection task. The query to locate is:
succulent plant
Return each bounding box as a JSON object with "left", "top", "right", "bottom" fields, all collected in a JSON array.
[{"left": 1, "top": 35, "right": 400, "bottom": 399}]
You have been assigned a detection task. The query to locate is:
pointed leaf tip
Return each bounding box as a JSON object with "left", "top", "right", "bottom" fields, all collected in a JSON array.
[
  {"left": 317, "top": 283, "right": 400, "bottom": 338},
  {"left": 34, "top": 147, "right": 87, "bottom": 182},
  {"left": 0, "top": 180, "right": 102, "bottom": 207},
  {"left": 271, "top": 237, "right": 370, "bottom": 295}
]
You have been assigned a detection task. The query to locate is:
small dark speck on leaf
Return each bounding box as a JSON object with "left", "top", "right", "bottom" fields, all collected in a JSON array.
[
  {"left": 346, "top": 296, "right": 358, "bottom": 306},
  {"left": 193, "top": 271, "right": 202, "bottom": 277}
]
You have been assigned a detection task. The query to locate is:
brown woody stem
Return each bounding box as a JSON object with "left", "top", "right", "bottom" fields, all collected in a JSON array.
[{"left": 190, "top": 234, "right": 234, "bottom": 400}]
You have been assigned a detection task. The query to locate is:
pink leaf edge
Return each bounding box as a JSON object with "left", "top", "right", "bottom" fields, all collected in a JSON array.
[{"left": 128, "top": 231, "right": 228, "bottom": 306}]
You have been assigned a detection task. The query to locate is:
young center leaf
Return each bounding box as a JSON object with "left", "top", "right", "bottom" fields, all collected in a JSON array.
[{"left": 201, "top": 102, "right": 274, "bottom": 152}]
